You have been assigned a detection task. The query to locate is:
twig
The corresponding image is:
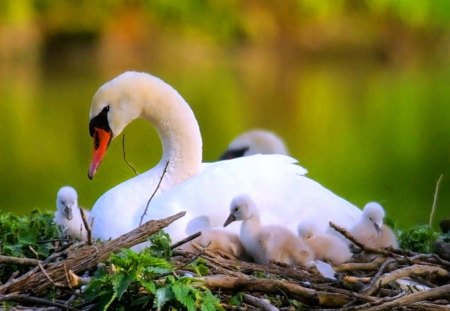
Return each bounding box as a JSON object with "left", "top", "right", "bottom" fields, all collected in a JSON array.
[
  {"left": 369, "top": 264, "right": 448, "bottom": 290},
  {"left": 171, "top": 231, "right": 202, "bottom": 249},
  {"left": 0, "top": 255, "right": 39, "bottom": 266},
  {"left": 201, "top": 275, "right": 351, "bottom": 307},
  {"left": 139, "top": 160, "right": 170, "bottom": 226},
  {"left": 0, "top": 293, "right": 80, "bottom": 311},
  {"left": 28, "top": 246, "right": 60, "bottom": 287},
  {"left": 121, "top": 134, "right": 139, "bottom": 175},
  {"left": 362, "top": 257, "right": 396, "bottom": 295},
  {"left": 79, "top": 208, "right": 92, "bottom": 245},
  {"left": 334, "top": 256, "right": 386, "bottom": 272},
  {"left": 329, "top": 222, "right": 393, "bottom": 256},
  {"left": 429, "top": 174, "right": 443, "bottom": 227},
  {"left": 362, "top": 283, "right": 450, "bottom": 311},
  {"left": 243, "top": 293, "right": 279, "bottom": 311}
]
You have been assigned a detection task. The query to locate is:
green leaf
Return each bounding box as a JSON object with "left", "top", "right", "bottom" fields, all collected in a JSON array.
[
  {"left": 113, "top": 272, "right": 132, "bottom": 300},
  {"left": 154, "top": 287, "right": 174, "bottom": 310},
  {"left": 172, "top": 282, "right": 196, "bottom": 311}
]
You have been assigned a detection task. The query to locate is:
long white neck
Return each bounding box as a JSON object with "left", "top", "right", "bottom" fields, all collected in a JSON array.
[
  {"left": 105, "top": 73, "right": 203, "bottom": 189},
  {"left": 241, "top": 213, "right": 261, "bottom": 241}
]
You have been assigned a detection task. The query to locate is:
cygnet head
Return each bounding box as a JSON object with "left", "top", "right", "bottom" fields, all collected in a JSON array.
[
  {"left": 362, "top": 202, "right": 385, "bottom": 233},
  {"left": 297, "top": 221, "right": 317, "bottom": 239},
  {"left": 223, "top": 194, "right": 256, "bottom": 227},
  {"left": 220, "top": 129, "right": 288, "bottom": 160},
  {"left": 56, "top": 186, "right": 78, "bottom": 221}
]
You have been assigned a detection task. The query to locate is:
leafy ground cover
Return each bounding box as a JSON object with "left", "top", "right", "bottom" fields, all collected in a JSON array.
[{"left": 0, "top": 209, "right": 449, "bottom": 310}]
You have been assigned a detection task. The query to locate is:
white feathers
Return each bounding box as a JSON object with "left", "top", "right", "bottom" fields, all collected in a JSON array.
[
  {"left": 350, "top": 202, "right": 398, "bottom": 249},
  {"left": 298, "top": 221, "right": 352, "bottom": 265},
  {"left": 87, "top": 72, "right": 362, "bottom": 243},
  {"left": 54, "top": 186, "right": 89, "bottom": 242},
  {"left": 224, "top": 194, "right": 314, "bottom": 267}
]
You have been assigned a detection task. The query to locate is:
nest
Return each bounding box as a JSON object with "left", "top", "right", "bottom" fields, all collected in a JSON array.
[{"left": 0, "top": 212, "right": 449, "bottom": 310}]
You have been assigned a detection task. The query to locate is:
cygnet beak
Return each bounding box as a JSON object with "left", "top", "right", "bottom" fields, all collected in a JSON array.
[
  {"left": 223, "top": 214, "right": 236, "bottom": 227},
  {"left": 64, "top": 205, "right": 73, "bottom": 221}
]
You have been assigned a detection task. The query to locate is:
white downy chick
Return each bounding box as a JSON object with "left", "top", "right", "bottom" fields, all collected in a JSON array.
[
  {"left": 224, "top": 194, "right": 314, "bottom": 267},
  {"left": 54, "top": 186, "right": 89, "bottom": 241}
]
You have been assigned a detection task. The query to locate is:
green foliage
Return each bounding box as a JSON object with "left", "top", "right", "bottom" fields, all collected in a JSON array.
[
  {"left": 147, "top": 231, "right": 173, "bottom": 259},
  {"left": 0, "top": 209, "right": 59, "bottom": 283},
  {"left": 83, "top": 235, "right": 223, "bottom": 311},
  {"left": 0, "top": 209, "right": 58, "bottom": 258},
  {"left": 397, "top": 224, "right": 440, "bottom": 253}
]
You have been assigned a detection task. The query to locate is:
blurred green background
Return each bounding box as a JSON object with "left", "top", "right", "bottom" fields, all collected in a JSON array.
[{"left": 1, "top": 0, "right": 449, "bottom": 230}]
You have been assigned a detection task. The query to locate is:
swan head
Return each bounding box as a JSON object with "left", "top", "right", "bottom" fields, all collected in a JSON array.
[
  {"left": 220, "top": 129, "right": 288, "bottom": 160},
  {"left": 362, "top": 202, "right": 385, "bottom": 234},
  {"left": 88, "top": 71, "right": 154, "bottom": 179},
  {"left": 223, "top": 194, "right": 256, "bottom": 226},
  {"left": 297, "top": 221, "right": 316, "bottom": 239},
  {"left": 56, "top": 186, "right": 78, "bottom": 221}
]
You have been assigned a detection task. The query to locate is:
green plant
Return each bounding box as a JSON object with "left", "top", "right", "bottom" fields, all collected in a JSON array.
[
  {"left": 397, "top": 224, "right": 440, "bottom": 253},
  {"left": 0, "top": 209, "right": 59, "bottom": 283},
  {"left": 83, "top": 235, "right": 223, "bottom": 311}
]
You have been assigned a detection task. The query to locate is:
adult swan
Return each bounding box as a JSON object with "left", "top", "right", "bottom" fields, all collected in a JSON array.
[{"left": 88, "top": 71, "right": 361, "bottom": 243}]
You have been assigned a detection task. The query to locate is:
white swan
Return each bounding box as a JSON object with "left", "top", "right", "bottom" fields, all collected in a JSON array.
[
  {"left": 219, "top": 129, "right": 289, "bottom": 159},
  {"left": 350, "top": 202, "right": 398, "bottom": 249},
  {"left": 224, "top": 194, "right": 314, "bottom": 266},
  {"left": 54, "top": 186, "right": 89, "bottom": 241},
  {"left": 87, "top": 71, "right": 362, "bottom": 243}
]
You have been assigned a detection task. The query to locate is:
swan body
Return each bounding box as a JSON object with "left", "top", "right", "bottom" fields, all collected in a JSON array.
[
  {"left": 220, "top": 129, "right": 289, "bottom": 159},
  {"left": 87, "top": 71, "right": 362, "bottom": 243},
  {"left": 298, "top": 221, "right": 352, "bottom": 265},
  {"left": 350, "top": 202, "right": 398, "bottom": 249},
  {"left": 54, "top": 186, "right": 89, "bottom": 241},
  {"left": 224, "top": 194, "right": 314, "bottom": 267}
]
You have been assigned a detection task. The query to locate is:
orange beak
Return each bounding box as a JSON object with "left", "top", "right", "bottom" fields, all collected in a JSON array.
[{"left": 88, "top": 128, "right": 112, "bottom": 179}]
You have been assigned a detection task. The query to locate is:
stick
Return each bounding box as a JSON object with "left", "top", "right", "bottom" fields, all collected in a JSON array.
[
  {"left": 362, "top": 283, "right": 450, "bottom": 311},
  {"left": 243, "top": 293, "right": 279, "bottom": 311},
  {"left": 329, "top": 222, "right": 393, "bottom": 256},
  {"left": 201, "top": 275, "right": 351, "bottom": 307},
  {"left": 0, "top": 293, "right": 80, "bottom": 311},
  {"left": 121, "top": 134, "right": 139, "bottom": 175},
  {"left": 171, "top": 231, "right": 202, "bottom": 249},
  {"left": 369, "top": 264, "right": 448, "bottom": 290},
  {"left": 0, "top": 255, "right": 39, "bottom": 266},
  {"left": 362, "top": 257, "right": 396, "bottom": 295},
  {"left": 79, "top": 208, "right": 92, "bottom": 245},
  {"left": 0, "top": 211, "right": 185, "bottom": 295},
  {"left": 334, "top": 256, "right": 386, "bottom": 272},
  {"left": 139, "top": 160, "right": 170, "bottom": 226},
  {"left": 429, "top": 174, "right": 443, "bottom": 227}
]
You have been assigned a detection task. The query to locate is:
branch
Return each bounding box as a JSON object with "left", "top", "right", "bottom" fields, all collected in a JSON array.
[
  {"left": 243, "top": 293, "right": 279, "bottom": 311},
  {"left": 429, "top": 174, "right": 443, "bottom": 227},
  {"left": 362, "top": 257, "right": 396, "bottom": 295},
  {"left": 329, "top": 222, "right": 393, "bottom": 256},
  {"left": 121, "top": 134, "right": 139, "bottom": 175},
  {"left": 334, "top": 256, "right": 387, "bottom": 272},
  {"left": 0, "top": 211, "right": 185, "bottom": 295},
  {"left": 368, "top": 264, "right": 448, "bottom": 290},
  {"left": 0, "top": 293, "right": 79, "bottom": 311},
  {"left": 140, "top": 160, "right": 170, "bottom": 226},
  {"left": 362, "top": 283, "right": 450, "bottom": 311},
  {"left": 79, "top": 208, "right": 92, "bottom": 245},
  {"left": 171, "top": 231, "right": 201, "bottom": 249},
  {"left": 0, "top": 255, "right": 39, "bottom": 266},
  {"left": 201, "top": 275, "right": 351, "bottom": 307}
]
